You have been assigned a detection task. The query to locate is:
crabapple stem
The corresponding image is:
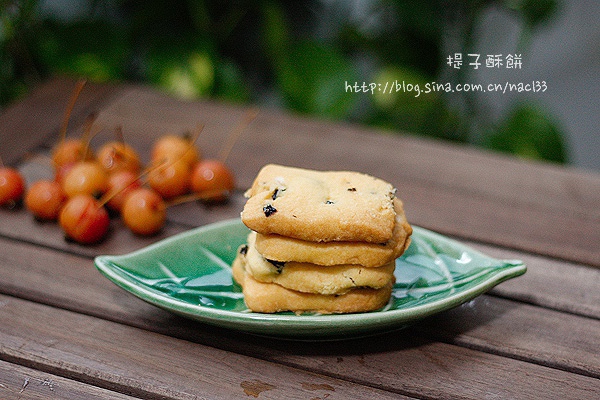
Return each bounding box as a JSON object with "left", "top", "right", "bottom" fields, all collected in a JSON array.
[
  {"left": 115, "top": 125, "right": 125, "bottom": 144},
  {"left": 81, "top": 112, "right": 98, "bottom": 160},
  {"left": 218, "top": 108, "right": 258, "bottom": 163},
  {"left": 97, "top": 175, "right": 139, "bottom": 208},
  {"left": 164, "top": 189, "right": 229, "bottom": 207},
  {"left": 180, "top": 123, "right": 204, "bottom": 161},
  {"left": 59, "top": 79, "right": 87, "bottom": 144}
]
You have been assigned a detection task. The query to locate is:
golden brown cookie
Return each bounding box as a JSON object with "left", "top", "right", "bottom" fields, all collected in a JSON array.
[
  {"left": 241, "top": 164, "right": 397, "bottom": 243},
  {"left": 240, "top": 232, "right": 396, "bottom": 295},
  {"left": 254, "top": 198, "right": 412, "bottom": 267},
  {"left": 231, "top": 259, "right": 393, "bottom": 314}
]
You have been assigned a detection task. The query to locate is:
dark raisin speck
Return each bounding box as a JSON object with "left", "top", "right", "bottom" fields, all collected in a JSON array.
[
  {"left": 266, "top": 259, "right": 285, "bottom": 273},
  {"left": 263, "top": 204, "right": 277, "bottom": 217},
  {"left": 347, "top": 187, "right": 356, "bottom": 192},
  {"left": 272, "top": 188, "right": 285, "bottom": 200}
]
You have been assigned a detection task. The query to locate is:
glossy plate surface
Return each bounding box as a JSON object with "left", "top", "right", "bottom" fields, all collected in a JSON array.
[{"left": 95, "top": 219, "right": 526, "bottom": 339}]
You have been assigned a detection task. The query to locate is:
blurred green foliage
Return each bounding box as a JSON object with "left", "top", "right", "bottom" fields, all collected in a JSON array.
[{"left": 0, "top": 0, "right": 565, "bottom": 163}]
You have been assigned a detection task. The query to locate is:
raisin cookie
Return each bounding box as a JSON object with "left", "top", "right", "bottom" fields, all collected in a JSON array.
[
  {"left": 232, "top": 258, "right": 393, "bottom": 314},
  {"left": 241, "top": 164, "right": 397, "bottom": 243},
  {"left": 237, "top": 233, "right": 396, "bottom": 295},
  {"left": 253, "top": 198, "right": 412, "bottom": 267}
]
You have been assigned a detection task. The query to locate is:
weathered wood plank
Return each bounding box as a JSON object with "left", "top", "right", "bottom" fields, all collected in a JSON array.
[
  {"left": 3, "top": 79, "right": 599, "bottom": 265},
  {"left": 0, "top": 360, "right": 139, "bottom": 399},
  {"left": 0, "top": 294, "right": 597, "bottom": 400},
  {"left": 6, "top": 132, "right": 600, "bottom": 273},
  {"left": 2, "top": 77, "right": 598, "bottom": 400},
  {"left": 93, "top": 85, "right": 600, "bottom": 266},
  {"left": 0, "top": 77, "right": 121, "bottom": 166},
  {"left": 10, "top": 154, "right": 599, "bottom": 320},
  {"left": 471, "top": 240, "right": 600, "bottom": 320},
  {"left": 0, "top": 151, "right": 241, "bottom": 258},
  {"left": 416, "top": 296, "right": 600, "bottom": 378},
  {"left": 0, "top": 237, "right": 599, "bottom": 382},
  {"left": 3, "top": 152, "right": 599, "bottom": 318},
  {"left": 0, "top": 201, "right": 190, "bottom": 258},
  {"left": 398, "top": 179, "right": 599, "bottom": 266},
  {"left": 0, "top": 295, "right": 412, "bottom": 400},
  {"left": 95, "top": 85, "right": 600, "bottom": 217}
]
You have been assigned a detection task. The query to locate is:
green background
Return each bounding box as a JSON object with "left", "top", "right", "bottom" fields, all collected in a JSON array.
[{"left": 1, "top": 0, "right": 567, "bottom": 164}]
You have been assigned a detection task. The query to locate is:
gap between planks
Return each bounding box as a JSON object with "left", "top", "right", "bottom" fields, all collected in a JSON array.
[
  {"left": 0, "top": 236, "right": 598, "bottom": 382},
  {"left": 0, "top": 360, "right": 142, "bottom": 400},
  {"left": 0, "top": 294, "right": 414, "bottom": 400},
  {"left": 0, "top": 293, "right": 597, "bottom": 400},
  {"left": 6, "top": 78, "right": 599, "bottom": 267}
]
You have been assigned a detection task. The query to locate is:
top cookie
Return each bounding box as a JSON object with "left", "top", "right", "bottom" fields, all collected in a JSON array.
[
  {"left": 254, "top": 198, "right": 412, "bottom": 267},
  {"left": 241, "top": 164, "right": 397, "bottom": 243}
]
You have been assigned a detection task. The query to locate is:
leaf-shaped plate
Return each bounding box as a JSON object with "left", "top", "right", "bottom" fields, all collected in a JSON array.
[{"left": 95, "top": 218, "right": 526, "bottom": 339}]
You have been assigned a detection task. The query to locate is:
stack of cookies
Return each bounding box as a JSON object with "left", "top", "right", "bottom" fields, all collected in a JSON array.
[{"left": 232, "top": 164, "right": 412, "bottom": 314}]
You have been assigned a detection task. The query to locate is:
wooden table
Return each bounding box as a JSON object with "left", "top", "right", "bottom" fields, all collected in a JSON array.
[{"left": 1, "top": 77, "right": 599, "bottom": 399}]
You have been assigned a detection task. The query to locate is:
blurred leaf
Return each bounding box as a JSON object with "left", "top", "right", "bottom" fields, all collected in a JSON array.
[
  {"left": 372, "top": 66, "right": 430, "bottom": 110},
  {"left": 367, "top": 65, "right": 463, "bottom": 141},
  {"left": 392, "top": 0, "right": 442, "bottom": 41},
  {"left": 145, "top": 35, "right": 215, "bottom": 100},
  {"left": 365, "top": 0, "right": 443, "bottom": 76},
  {"left": 260, "top": 1, "right": 290, "bottom": 67},
  {"left": 275, "top": 40, "right": 357, "bottom": 119},
  {"left": 213, "top": 58, "right": 250, "bottom": 103},
  {"left": 0, "top": 64, "right": 29, "bottom": 105},
  {"left": 505, "top": 0, "right": 559, "bottom": 29},
  {"left": 0, "top": 0, "right": 568, "bottom": 168},
  {"left": 119, "top": 0, "right": 196, "bottom": 38},
  {"left": 185, "top": 0, "right": 211, "bottom": 33},
  {"left": 35, "top": 19, "right": 128, "bottom": 81},
  {"left": 486, "top": 103, "right": 566, "bottom": 163}
]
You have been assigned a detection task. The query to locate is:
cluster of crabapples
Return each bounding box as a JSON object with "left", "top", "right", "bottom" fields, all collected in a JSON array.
[
  {"left": 1, "top": 80, "right": 249, "bottom": 245},
  {"left": 0, "top": 132, "right": 235, "bottom": 245}
]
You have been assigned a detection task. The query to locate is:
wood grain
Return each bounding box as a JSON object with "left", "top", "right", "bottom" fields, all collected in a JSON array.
[
  {"left": 0, "top": 295, "right": 412, "bottom": 400},
  {"left": 95, "top": 85, "right": 600, "bottom": 214},
  {"left": 0, "top": 77, "right": 122, "bottom": 166},
  {"left": 0, "top": 360, "right": 139, "bottom": 399},
  {"left": 0, "top": 236, "right": 599, "bottom": 382},
  {"left": 0, "top": 201, "right": 190, "bottom": 258},
  {"left": 470, "top": 240, "right": 600, "bottom": 319},
  {"left": 415, "top": 296, "right": 600, "bottom": 378},
  {"left": 90, "top": 84, "right": 600, "bottom": 266},
  {"left": 3, "top": 78, "right": 599, "bottom": 265},
  {"left": 2, "top": 185, "right": 599, "bottom": 322},
  {"left": 2, "top": 78, "right": 600, "bottom": 399},
  {"left": 1, "top": 294, "right": 597, "bottom": 400}
]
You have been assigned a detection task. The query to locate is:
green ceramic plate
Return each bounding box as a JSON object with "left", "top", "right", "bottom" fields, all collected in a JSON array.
[{"left": 95, "top": 218, "right": 526, "bottom": 339}]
